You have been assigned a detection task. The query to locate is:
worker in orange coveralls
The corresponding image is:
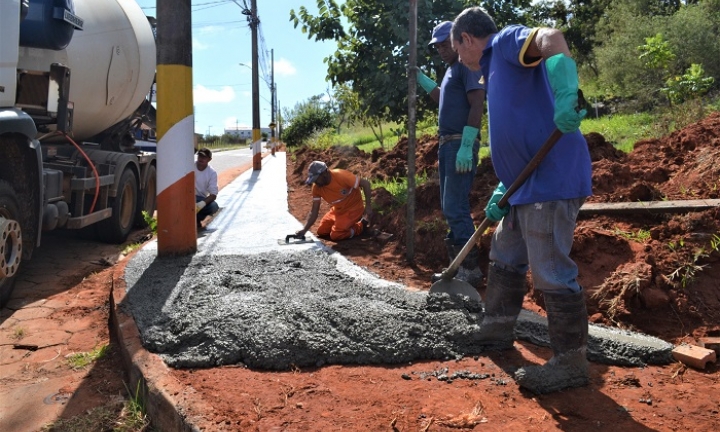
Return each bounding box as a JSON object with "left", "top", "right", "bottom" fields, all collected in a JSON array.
[{"left": 296, "top": 161, "right": 373, "bottom": 241}]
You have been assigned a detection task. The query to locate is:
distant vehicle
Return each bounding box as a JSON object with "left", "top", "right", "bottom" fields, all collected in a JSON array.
[{"left": 0, "top": 0, "right": 158, "bottom": 306}]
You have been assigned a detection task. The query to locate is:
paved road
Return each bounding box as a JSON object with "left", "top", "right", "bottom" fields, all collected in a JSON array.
[{"left": 209, "top": 147, "right": 254, "bottom": 173}]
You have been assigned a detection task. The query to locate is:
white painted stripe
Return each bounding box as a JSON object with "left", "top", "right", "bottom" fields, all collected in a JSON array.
[
  {"left": 252, "top": 139, "right": 262, "bottom": 155},
  {"left": 157, "top": 115, "right": 195, "bottom": 194}
]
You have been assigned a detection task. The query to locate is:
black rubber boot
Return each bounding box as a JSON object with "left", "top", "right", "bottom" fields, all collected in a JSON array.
[
  {"left": 453, "top": 245, "right": 484, "bottom": 289},
  {"left": 431, "top": 239, "right": 456, "bottom": 283},
  {"left": 514, "top": 289, "right": 589, "bottom": 394},
  {"left": 473, "top": 264, "right": 526, "bottom": 349}
]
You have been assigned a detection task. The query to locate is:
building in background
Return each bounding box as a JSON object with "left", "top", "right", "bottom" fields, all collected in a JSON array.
[{"left": 225, "top": 126, "right": 271, "bottom": 140}]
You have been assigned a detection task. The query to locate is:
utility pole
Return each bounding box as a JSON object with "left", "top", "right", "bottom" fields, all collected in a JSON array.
[
  {"left": 270, "top": 49, "right": 276, "bottom": 155},
  {"left": 249, "top": 0, "right": 261, "bottom": 170},
  {"left": 156, "top": 0, "right": 197, "bottom": 255}
]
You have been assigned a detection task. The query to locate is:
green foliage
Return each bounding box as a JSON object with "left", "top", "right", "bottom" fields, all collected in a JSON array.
[
  {"left": 283, "top": 103, "right": 335, "bottom": 147},
  {"left": 371, "top": 171, "right": 429, "bottom": 208},
  {"left": 289, "top": 1, "right": 529, "bottom": 128},
  {"left": 638, "top": 33, "right": 675, "bottom": 70},
  {"left": 580, "top": 112, "right": 658, "bottom": 153},
  {"left": 613, "top": 227, "right": 651, "bottom": 242},
  {"left": 666, "top": 238, "right": 709, "bottom": 288},
  {"left": 662, "top": 63, "right": 714, "bottom": 105},
  {"left": 141, "top": 210, "right": 157, "bottom": 235},
  {"left": 67, "top": 345, "right": 109, "bottom": 370},
  {"left": 596, "top": 1, "right": 720, "bottom": 104}
]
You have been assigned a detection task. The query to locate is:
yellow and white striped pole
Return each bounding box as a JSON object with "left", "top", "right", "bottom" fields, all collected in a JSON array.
[{"left": 156, "top": 0, "right": 197, "bottom": 255}]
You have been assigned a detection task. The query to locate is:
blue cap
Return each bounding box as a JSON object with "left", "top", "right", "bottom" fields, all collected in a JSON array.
[{"left": 428, "top": 21, "right": 452, "bottom": 46}]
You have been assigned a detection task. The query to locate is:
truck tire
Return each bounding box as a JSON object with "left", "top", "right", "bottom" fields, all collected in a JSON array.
[
  {"left": 135, "top": 164, "right": 156, "bottom": 228},
  {"left": 0, "top": 181, "right": 22, "bottom": 307},
  {"left": 97, "top": 168, "right": 138, "bottom": 244}
]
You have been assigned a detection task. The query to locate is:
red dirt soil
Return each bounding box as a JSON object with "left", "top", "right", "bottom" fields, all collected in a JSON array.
[{"left": 166, "top": 114, "right": 720, "bottom": 431}]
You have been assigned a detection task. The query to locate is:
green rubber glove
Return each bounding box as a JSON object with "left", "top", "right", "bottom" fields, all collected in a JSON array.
[
  {"left": 416, "top": 69, "right": 438, "bottom": 94},
  {"left": 456, "top": 126, "right": 478, "bottom": 173},
  {"left": 484, "top": 183, "right": 510, "bottom": 222},
  {"left": 545, "top": 53, "right": 587, "bottom": 133}
]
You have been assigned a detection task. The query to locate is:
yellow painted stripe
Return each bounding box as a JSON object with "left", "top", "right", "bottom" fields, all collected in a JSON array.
[
  {"left": 156, "top": 65, "right": 194, "bottom": 133},
  {"left": 157, "top": 172, "right": 197, "bottom": 254}
]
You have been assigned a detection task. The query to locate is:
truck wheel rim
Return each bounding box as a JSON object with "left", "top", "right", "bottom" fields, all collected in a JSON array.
[{"left": 0, "top": 217, "right": 22, "bottom": 278}]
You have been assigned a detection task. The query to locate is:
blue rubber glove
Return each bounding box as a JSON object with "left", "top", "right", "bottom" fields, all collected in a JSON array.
[
  {"left": 484, "top": 183, "right": 510, "bottom": 222},
  {"left": 415, "top": 69, "right": 438, "bottom": 94},
  {"left": 456, "top": 126, "right": 478, "bottom": 173},
  {"left": 545, "top": 53, "right": 587, "bottom": 133}
]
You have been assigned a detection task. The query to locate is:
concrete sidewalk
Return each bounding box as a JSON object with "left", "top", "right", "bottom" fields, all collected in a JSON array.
[{"left": 113, "top": 152, "right": 674, "bottom": 431}]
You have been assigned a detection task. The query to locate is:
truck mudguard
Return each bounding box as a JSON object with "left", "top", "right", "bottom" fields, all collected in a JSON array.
[{"left": 0, "top": 108, "right": 38, "bottom": 139}]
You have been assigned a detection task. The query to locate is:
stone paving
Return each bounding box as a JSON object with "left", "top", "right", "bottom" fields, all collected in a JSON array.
[{"left": 0, "top": 230, "right": 133, "bottom": 431}]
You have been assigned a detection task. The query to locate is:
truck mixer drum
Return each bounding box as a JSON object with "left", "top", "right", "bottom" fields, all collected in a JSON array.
[{"left": 0, "top": 217, "right": 22, "bottom": 279}]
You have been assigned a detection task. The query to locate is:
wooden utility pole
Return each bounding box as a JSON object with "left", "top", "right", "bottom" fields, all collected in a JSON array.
[
  {"left": 156, "top": 0, "right": 197, "bottom": 255},
  {"left": 406, "top": 0, "right": 418, "bottom": 262},
  {"left": 250, "top": 0, "right": 261, "bottom": 170}
]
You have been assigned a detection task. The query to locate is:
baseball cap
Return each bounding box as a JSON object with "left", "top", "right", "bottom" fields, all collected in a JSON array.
[
  {"left": 428, "top": 21, "right": 452, "bottom": 46},
  {"left": 305, "top": 161, "right": 328, "bottom": 185},
  {"left": 196, "top": 147, "right": 212, "bottom": 159}
]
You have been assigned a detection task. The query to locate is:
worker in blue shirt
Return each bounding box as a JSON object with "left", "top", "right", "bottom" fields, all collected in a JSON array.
[
  {"left": 416, "top": 21, "right": 486, "bottom": 289},
  {"left": 451, "top": 7, "right": 591, "bottom": 394}
]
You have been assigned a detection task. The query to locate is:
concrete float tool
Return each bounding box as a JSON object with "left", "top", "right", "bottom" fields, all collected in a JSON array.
[{"left": 278, "top": 234, "right": 315, "bottom": 245}]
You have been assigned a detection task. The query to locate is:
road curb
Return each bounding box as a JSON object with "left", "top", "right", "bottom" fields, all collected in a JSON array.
[{"left": 110, "top": 266, "right": 206, "bottom": 431}]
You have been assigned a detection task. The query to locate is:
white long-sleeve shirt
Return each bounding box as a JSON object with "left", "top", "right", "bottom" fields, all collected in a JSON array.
[{"left": 195, "top": 165, "right": 218, "bottom": 197}]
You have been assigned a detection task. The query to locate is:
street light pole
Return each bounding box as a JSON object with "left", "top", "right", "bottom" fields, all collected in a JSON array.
[{"left": 270, "top": 48, "right": 276, "bottom": 155}]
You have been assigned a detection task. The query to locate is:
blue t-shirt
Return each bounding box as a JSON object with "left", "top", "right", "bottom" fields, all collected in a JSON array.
[
  {"left": 480, "top": 25, "right": 592, "bottom": 205},
  {"left": 438, "top": 61, "right": 484, "bottom": 137}
]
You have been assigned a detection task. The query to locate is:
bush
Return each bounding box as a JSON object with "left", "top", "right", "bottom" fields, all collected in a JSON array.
[{"left": 283, "top": 108, "right": 335, "bottom": 147}]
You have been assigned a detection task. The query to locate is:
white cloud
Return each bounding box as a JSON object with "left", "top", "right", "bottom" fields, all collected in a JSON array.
[
  {"left": 194, "top": 85, "right": 235, "bottom": 104},
  {"left": 192, "top": 38, "right": 208, "bottom": 50},
  {"left": 274, "top": 58, "right": 297, "bottom": 76}
]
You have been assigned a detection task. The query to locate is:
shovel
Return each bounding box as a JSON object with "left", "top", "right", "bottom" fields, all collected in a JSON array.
[{"left": 429, "top": 128, "right": 565, "bottom": 300}]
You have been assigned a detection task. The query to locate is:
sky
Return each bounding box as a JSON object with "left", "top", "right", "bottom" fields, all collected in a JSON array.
[{"left": 134, "top": 0, "right": 341, "bottom": 137}]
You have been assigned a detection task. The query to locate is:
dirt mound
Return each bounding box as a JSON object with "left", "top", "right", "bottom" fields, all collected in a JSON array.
[{"left": 287, "top": 113, "right": 720, "bottom": 344}]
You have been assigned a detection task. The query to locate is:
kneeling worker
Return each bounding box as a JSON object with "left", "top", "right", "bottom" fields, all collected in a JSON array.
[
  {"left": 296, "top": 161, "right": 373, "bottom": 241},
  {"left": 194, "top": 147, "right": 219, "bottom": 229}
]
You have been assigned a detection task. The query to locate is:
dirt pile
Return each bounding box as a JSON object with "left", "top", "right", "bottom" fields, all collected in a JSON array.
[{"left": 287, "top": 113, "right": 720, "bottom": 345}]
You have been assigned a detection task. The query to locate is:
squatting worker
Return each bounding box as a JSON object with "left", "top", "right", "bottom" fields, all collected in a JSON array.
[
  {"left": 194, "top": 147, "right": 219, "bottom": 229},
  {"left": 296, "top": 161, "right": 373, "bottom": 241},
  {"left": 415, "top": 21, "right": 485, "bottom": 289},
  {"left": 451, "top": 7, "right": 591, "bottom": 394}
]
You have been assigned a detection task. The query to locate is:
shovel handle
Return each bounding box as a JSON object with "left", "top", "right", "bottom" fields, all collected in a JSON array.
[{"left": 440, "top": 128, "right": 565, "bottom": 281}]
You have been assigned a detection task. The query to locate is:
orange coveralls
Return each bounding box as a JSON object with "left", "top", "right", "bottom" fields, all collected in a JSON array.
[{"left": 312, "top": 169, "right": 366, "bottom": 241}]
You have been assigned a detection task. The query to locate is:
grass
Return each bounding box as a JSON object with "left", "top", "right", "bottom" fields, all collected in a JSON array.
[
  {"left": 613, "top": 227, "right": 651, "bottom": 242},
  {"left": 13, "top": 327, "right": 25, "bottom": 339},
  {"left": 41, "top": 380, "right": 151, "bottom": 432},
  {"left": 371, "top": 171, "right": 429, "bottom": 209},
  {"left": 141, "top": 210, "right": 157, "bottom": 235},
  {"left": 67, "top": 344, "right": 109, "bottom": 370},
  {"left": 580, "top": 112, "right": 658, "bottom": 153}
]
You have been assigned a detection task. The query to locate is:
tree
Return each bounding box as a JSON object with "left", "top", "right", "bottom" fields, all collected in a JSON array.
[
  {"left": 282, "top": 96, "right": 336, "bottom": 147},
  {"left": 595, "top": 0, "right": 719, "bottom": 104},
  {"left": 289, "top": 0, "right": 530, "bottom": 127}
]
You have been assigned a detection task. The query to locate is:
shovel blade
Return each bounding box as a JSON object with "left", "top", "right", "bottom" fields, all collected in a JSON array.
[{"left": 429, "top": 278, "right": 481, "bottom": 302}]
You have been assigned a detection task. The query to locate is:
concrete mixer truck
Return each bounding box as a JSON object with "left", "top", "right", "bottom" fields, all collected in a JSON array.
[{"left": 0, "top": 0, "right": 158, "bottom": 305}]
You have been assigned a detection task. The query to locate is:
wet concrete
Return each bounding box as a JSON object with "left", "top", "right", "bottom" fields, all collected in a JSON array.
[{"left": 123, "top": 153, "right": 674, "bottom": 372}]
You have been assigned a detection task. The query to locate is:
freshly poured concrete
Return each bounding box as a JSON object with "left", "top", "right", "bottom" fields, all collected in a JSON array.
[{"left": 123, "top": 153, "right": 673, "bottom": 371}]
